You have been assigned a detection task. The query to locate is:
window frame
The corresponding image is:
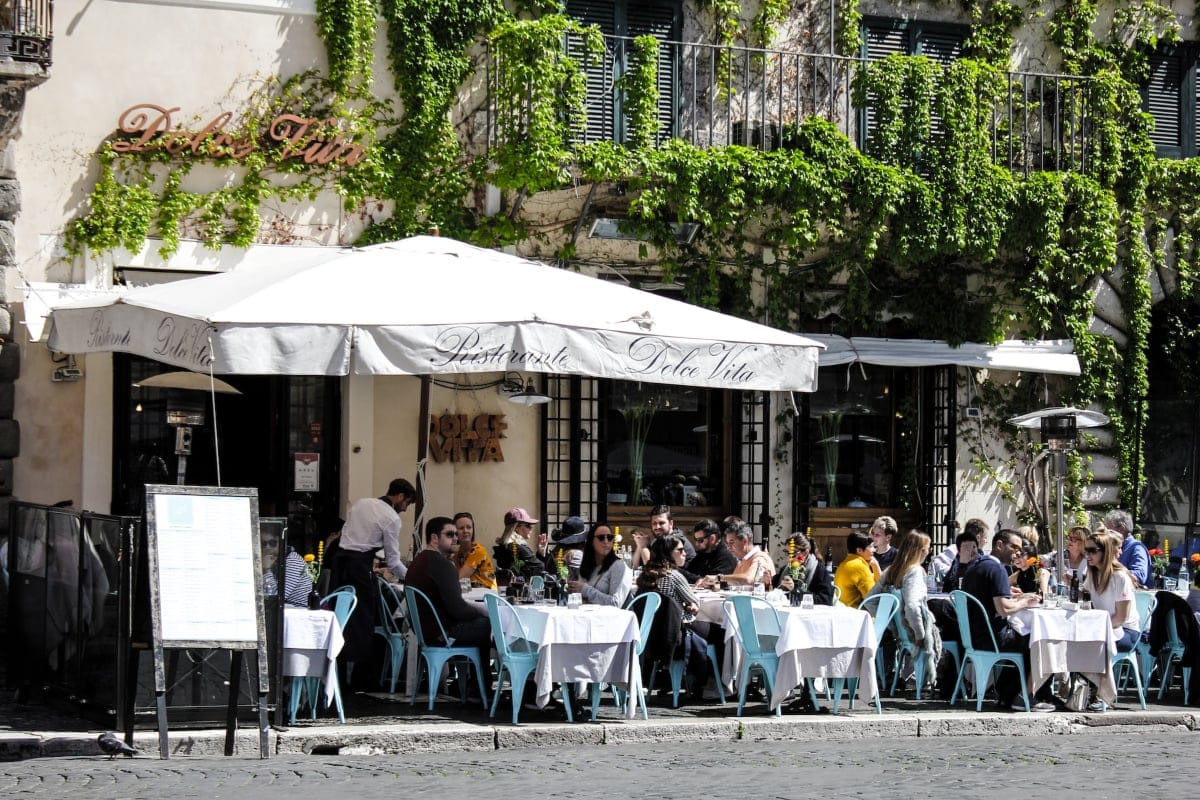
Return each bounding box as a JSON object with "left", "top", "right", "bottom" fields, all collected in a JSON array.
[{"left": 1143, "top": 44, "right": 1200, "bottom": 160}]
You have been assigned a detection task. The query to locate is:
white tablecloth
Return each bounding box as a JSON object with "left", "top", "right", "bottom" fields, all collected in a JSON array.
[
  {"left": 282, "top": 608, "right": 344, "bottom": 705},
  {"left": 770, "top": 606, "right": 877, "bottom": 709},
  {"left": 503, "top": 604, "right": 641, "bottom": 715},
  {"left": 1011, "top": 607, "right": 1117, "bottom": 704}
]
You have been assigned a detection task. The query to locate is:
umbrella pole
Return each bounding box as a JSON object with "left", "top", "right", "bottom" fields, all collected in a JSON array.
[{"left": 413, "top": 375, "right": 431, "bottom": 559}]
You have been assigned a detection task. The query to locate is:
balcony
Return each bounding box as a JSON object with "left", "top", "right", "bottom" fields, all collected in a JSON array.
[
  {"left": 0, "top": 0, "right": 52, "bottom": 69},
  {"left": 486, "top": 34, "right": 1091, "bottom": 177}
]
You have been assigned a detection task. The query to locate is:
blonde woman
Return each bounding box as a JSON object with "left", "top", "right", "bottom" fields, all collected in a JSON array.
[
  {"left": 1081, "top": 531, "right": 1140, "bottom": 652},
  {"left": 870, "top": 530, "right": 942, "bottom": 656},
  {"left": 492, "top": 506, "right": 545, "bottom": 578},
  {"left": 452, "top": 512, "right": 496, "bottom": 589}
]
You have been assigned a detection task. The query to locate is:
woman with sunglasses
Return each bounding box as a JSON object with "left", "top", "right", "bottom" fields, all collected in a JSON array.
[
  {"left": 1081, "top": 532, "right": 1140, "bottom": 652},
  {"left": 635, "top": 534, "right": 713, "bottom": 701},
  {"left": 1059, "top": 525, "right": 1091, "bottom": 584},
  {"left": 568, "top": 523, "right": 632, "bottom": 606}
]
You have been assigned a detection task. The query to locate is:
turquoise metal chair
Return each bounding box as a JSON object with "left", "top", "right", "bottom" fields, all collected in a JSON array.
[
  {"left": 948, "top": 590, "right": 1031, "bottom": 712},
  {"left": 404, "top": 586, "right": 489, "bottom": 711},
  {"left": 1155, "top": 609, "right": 1193, "bottom": 704},
  {"left": 884, "top": 588, "right": 934, "bottom": 699},
  {"left": 374, "top": 579, "right": 407, "bottom": 693},
  {"left": 828, "top": 592, "right": 895, "bottom": 714},
  {"left": 288, "top": 585, "right": 357, "bottom": 724},
  {"left": 1111, "top": 591, "right": 1155, "bottom": 709},
  {"left": 592, "top": 592, "right": 661, "bottom": 720},
  {"left": 727, "top": 594, "right": 783, "bottom": 717},
  {"left": 484, "top": 593, "right": 543, "bottom": 724}
]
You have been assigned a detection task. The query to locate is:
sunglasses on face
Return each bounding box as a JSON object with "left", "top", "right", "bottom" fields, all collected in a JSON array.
[
  {"left": 673, "top": 546, "right": 685, "bottom": 553},
  {"left": 1084, "top": 546, "right": 1101, "bottom": 554},
  {"left": 594, "top": 534, "right": 615, "bottom": 542}
]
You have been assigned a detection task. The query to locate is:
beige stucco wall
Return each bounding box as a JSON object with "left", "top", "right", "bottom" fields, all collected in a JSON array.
[
  {"left": 9, "top": 0, "right": 381, "bottom": 509},
  {"left": 358, "top": 374, "right": 542, "bottom": 554}
]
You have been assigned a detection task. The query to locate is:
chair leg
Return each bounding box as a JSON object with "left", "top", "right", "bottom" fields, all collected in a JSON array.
[
  {"left": 288, "top": 677, "right": 302, "bottom": 724},
  {"left": 668, "top": 661, "right": 685, "bottom": 708},
  {"left": 735, "top": 661, "right": 751, "bottom": 717},
  {"left": 705, "top": 646, "right": 726, "bottom": 704},
  {"left": 949, "top": 660, "right": 966, "bottom": 706},
  {"left": 588, "top": 683, "right": 602, "bottom": 721},
  {"left": 913, "top": 651, "right": 927, "bottom": 701},
  {"left": 489, "top": 662, "right": 504, "bottom": 719},
  {"left": 1130, "top": 659, "right": 1147, "bottom": 710},
  {"left": 330, "top": 673, "right": 345, "bottom": 724}
]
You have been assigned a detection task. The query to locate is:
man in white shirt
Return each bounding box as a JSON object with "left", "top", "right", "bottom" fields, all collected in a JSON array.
[{"left": 332, "top": 478, "right": 414, "bottom": 689}]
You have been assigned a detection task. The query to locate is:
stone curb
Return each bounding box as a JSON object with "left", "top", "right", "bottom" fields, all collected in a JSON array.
[{"left": 2, "top": 711, "right": 1197, "bottom": 761}]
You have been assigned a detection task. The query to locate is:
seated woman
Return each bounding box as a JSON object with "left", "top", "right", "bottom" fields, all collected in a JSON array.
[
  {"left": 492, "top": 506, "right": 545, "bottom": 578},
  {"left": 833, "top": 531, "right": 879, "bottom": 607},
  {"left": 635, "top": 534, "right": 715, "bottom": 702},
  {"left": 452, "top": 512, "right": 496, "bottom": 589},
  {"left": 868, "top": 530, "right": 941, "bottom": 686},
  {"left": 1082, "top": 531, "right": 1141, "bottom": 652},
  {"left": 773, "top": 532, "right": 834, "bottom": 605},
  {"left": 1010, "top": 536, "right": 1050, "bottom": 596},
  {"left": 567, "top": 522, "right": 631, "bottom": 607}
]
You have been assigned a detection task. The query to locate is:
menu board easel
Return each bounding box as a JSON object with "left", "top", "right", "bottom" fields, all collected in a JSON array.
[{"left": 144, "top": 485, "right": 269, "bottom": 759}]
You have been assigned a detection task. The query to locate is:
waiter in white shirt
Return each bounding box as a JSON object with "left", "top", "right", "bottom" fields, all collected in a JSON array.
[{"left": 332, "top": 477, "right": 414, "bottom": 689}]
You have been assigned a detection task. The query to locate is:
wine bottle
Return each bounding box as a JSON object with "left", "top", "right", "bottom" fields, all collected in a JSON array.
[{"left": 1069, "top": 569, "right": 1080, "bottom": 603}]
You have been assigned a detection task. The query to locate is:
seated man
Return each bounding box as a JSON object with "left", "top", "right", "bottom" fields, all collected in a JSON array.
[
  {"left": 869, "top": 516, "right": 899, "bottom": 571},
  {"left": 959, "top": 528, "right": 1049, "bottom": 711},
  {"left": 686, "top": 519, "right": 738, "bottom": 579},
  {"left": 834, "top": 531, "right": 878, "bottom": 607},
  {"left": 932, "top": 518, "right": 989, "bottom": 578},
  {"left": 405, "top": 516, "right": 493, "bottom": 696}
]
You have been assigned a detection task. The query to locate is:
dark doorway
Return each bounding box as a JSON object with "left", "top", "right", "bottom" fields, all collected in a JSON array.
[{"left": 111, "top": 355, "right": 342, "bottom": 554}]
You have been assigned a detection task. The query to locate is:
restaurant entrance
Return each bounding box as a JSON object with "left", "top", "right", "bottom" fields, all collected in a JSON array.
[{"left": 110, "top": 355, "right": 342, "bottom": 554}]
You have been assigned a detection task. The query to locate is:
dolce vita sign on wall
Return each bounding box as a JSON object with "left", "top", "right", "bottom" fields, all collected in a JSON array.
[
  {"left": 429, "top": 413, "right": 508, "bottom": 463},
  {"left": 110, "top": 103, "right": 367, "bottom": 166}
]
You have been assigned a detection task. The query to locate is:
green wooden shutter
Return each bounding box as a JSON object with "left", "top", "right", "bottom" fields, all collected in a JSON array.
[
  {"left": 1145, "top": 49, "right": 1184, "bottom": 157},
  {"left": 625, "top": 1, "right": 679, "bottom": 144},
  {"left": 567, "top": 0, "right": 618, "bottom": 144}
]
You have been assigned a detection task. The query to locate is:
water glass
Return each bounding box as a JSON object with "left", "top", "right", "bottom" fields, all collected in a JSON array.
[
  {"left": 459, "top": 578, "right": 471, "bottom": 594},
  {"left": 530, "top": 587, "right": 544, "bottom": 604},
  {"left": 800, "top": 593, "right": 815, "bottom": 610},
  {"left": 567, "top": 592, "right": 583, "bottom": 609}
]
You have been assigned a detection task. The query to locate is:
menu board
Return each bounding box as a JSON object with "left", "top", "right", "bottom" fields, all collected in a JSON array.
[{"left": 145, "top": 485, "right": 263, "bottom": 647}]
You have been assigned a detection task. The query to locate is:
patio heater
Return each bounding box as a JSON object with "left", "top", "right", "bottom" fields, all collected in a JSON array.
[
  {"left": 1007, "top": 407, "right": 1109, "bottom": 579},
  {"left": 165, "top": 397, "right": 205, "bottom": 485}
]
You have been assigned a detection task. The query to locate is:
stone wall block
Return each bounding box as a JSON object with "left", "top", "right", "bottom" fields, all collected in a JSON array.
[
  {"left": 0, "top": 177, "right": 20, "bottom": 218},
  {"left": 0, "top": 219, "right": 15, "bottom": 267},
  {"left": 0, "top": 342, "right": 19, "bottom": 381},
  {"left": 0, "top": 419, "right": 18, "bottom": 458}
]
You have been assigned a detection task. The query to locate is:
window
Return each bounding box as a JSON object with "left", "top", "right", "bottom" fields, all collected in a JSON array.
[
  {"left": 861, "top": 17, "right": 967, "bottom": 65},
  {"left": 1143, "top": 45, "right": 1200, "bottom": 159},
  {"left": 858, "top": 17, "right": 968, "bottom": 157},
  {"left": 566, "top": 0, "right": 680, "bottom": 145}
]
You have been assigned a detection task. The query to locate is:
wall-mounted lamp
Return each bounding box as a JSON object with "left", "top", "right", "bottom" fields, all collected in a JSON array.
[
  {"left": 499, "top": 373, "right": 551, "bottom": 406},
  {"left": 51, "top": 354, "right": 82, "bottom": 383}
]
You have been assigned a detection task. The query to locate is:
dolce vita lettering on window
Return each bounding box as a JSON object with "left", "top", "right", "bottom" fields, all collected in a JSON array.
[
  {"left": 429, "top": 414, "right": 508, "bottom": 463},
  {"left": 109, "top": 104, "right": 367, "bottom": 166}
]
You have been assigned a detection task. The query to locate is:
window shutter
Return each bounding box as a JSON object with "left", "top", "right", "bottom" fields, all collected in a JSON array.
[
  {"left": 1145, "top": 49, "right": 1184, "bottom": 157},
  {"left": 625, "top": 1, "right": 678, "bottom": 144},
  {"left": 916, "top": 29, "right": 963, "bottom": 67},
  {"left": 567, "top": 0, "right": 618, "bottom": 144}
]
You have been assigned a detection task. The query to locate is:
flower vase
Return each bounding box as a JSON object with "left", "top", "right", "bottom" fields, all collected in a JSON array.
[{"left": 307, "top": 587, "right": 322, "bottom": 610}]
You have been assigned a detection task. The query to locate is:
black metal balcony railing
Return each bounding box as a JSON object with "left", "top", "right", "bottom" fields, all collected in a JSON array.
[
  {"left": 487, "top": 34, "right": 1091, "bottom": 177},
  {"left": 0, "top": 0, "right": 52, "bottom": 68}
]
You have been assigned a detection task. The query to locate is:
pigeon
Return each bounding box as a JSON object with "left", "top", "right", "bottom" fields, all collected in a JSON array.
[{"left": 97, "top": 732, "right": 137, "bottom": 760}]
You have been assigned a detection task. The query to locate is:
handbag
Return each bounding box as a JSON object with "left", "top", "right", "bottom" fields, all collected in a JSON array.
[{"left": 1052, "top": 672, "right": 1091, "bottom": 712}]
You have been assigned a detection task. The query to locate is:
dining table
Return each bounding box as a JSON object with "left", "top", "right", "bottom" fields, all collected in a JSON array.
[
  {"left": 499, "top": 603, "right": 641, "bottom": 717},
  {"left": 769, "top": 604, "right": 878, "bottom": 710},
  {"left": 1010, "top": 605, "right": 1117, "bottom": 704},
  {"left": 696, "top": 591, "right": 878, "bottom": 707},
  {"left": 282, "top": 607, "right": 344, "bottom": 707}
]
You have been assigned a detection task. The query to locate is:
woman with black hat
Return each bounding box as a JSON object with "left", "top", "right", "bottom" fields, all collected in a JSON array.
[{"left": 568, "top": 522, "right": 632, "bottom": 606}]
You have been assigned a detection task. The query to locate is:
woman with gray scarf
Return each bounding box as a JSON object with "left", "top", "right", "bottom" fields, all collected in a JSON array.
[{"left": 774, "top": 533, "right": 835, "bottom": 605}]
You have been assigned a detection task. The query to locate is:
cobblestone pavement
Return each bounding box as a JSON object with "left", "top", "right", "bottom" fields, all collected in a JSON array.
[{"left": 0, "top": 731, "right": 1188, "bottom": 799}]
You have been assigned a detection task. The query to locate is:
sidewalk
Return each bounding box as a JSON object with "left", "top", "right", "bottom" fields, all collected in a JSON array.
[{"left": 3, "top": 687, "right": 1198, "bottom": 760}]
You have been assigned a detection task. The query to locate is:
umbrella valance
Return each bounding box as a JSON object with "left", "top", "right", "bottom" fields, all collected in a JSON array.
[{"left": 47, "top": 236, "right": 823, "bottom": 392}]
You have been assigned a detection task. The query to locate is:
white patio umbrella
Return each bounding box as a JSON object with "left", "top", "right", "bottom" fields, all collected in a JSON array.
[{"left": 45, "top": 236, "right": 823, "bottom": 391}]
